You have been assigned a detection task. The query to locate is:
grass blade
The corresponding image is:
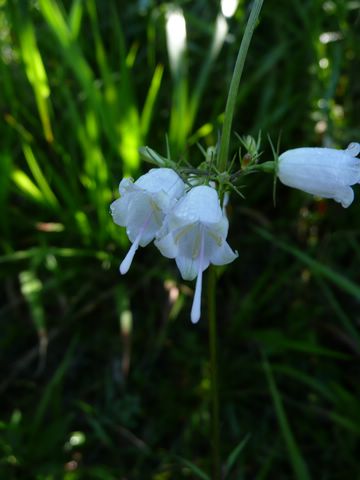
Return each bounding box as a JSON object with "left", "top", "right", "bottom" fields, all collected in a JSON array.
[
  {"left": 22, "top": 143, "right": 59, "bottom": 209},
  {"left": 12, "top": 169, "right": 44, "bottom": 205},
  {"left": 19, "top": 270, "right": 46, "bottom": 333},
  {"left": 256, "top": 227, "right": 360, "bottom": 301},
  {"left": 263, "top": 357, "right": 311, "bottom": 480},
  {"left": 188, "top": 14, "right": 228, "bottom": 131},
  {"left": 69, "top": 0, "right": 83, "bottom": 39},
  {"left": 30, "top": 337, "right": 78, "bottom": 434},
  {"left": 224, "top": 433, "right": 251, "bottom": 478},
  {"left": 0, "top": 151, "right": 12, "bottom": 237},
  {"left": 176, "top": 456, "right": 210, "bottom": 480},
  {"left": 16, "top": 12, "right": 53, "bottom": 142},
  {"left": 140, "top": 64, "right": 164, "bottom": 138}
]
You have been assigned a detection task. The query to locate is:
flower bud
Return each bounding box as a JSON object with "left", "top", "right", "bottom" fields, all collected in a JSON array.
[{"left": 278, "top": 143, "right": 360, "bottom": 207}]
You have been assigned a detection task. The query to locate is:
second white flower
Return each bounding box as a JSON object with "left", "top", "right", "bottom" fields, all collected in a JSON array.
[{"left": 155, "top": 185, "right": 238, "bottom": 323}]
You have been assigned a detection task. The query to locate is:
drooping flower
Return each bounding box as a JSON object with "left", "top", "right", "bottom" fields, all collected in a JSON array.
[
  {"left": 155, "top": 185, "right": 238, "bottom": 323},
  {"left": 111, "top": 168, "right": 185, "bottom": 274},
  {"left": 278, "top": 142, "right": 360, "bottom": 207}
]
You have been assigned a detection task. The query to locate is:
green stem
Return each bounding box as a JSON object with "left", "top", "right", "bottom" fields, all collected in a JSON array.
[
  {"left": 206, "top": 3, "right": 264, "bottom": 477},
  {"left": 217, "top": 0, "right": 264, "bottom": 172},
  {"left": 208, "top": 266, "right": 221, "bottom": 479}
]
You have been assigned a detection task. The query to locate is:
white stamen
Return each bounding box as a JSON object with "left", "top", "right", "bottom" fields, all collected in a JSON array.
[
  {"left": 119, "top": 214, "right": 151, "bottom": 275},
  {"left": 120, "top": 231, "right": 142, "bottom": 274},
  {"left": 191, "top": 229, "right": 204, "bottom": 323}
]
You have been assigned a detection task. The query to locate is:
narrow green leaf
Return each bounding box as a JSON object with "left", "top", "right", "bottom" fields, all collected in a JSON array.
[
  {"left": 0, "top": 151, "right": 12, "bottom": 232},
  {"left": 17, "top": 16, "right": 53, "bottom": 142},
  {"left": 224, "top": 433, "right": 251, "bottom": 478},
  {"left": 38, "top": 0, "right": 72, "bottom": 46},
  {"left": 252, "top": 329, "right": 350, "bottom": 360},
  {"left": 271, "top": 364, "right": 336, "bottom": 403},
  {"left": 140, "top": 64, "right": 164, "bottom": 138},
  {"left": 188, "top": 14, "right": 228, "bottom": 131},
  {"left": 256, "top": 227, "right": 360, "bottom": 301},
  {"left": 218, "top": 0, "right": 264, "bottom": 172},
  {"left": 328, "top": 411, "right": 360, "bottom": 435},
  {"left": 12, "top": 169, "right": 44, "bottom": 204},
  {"left": 316, "top": 276, "right": 360, "bottom": 350},
  {"left": 263, "top": 357, "right": 311, "bottom": 480},
  {"left": 19, "top": 270, "right": 46, "bottom": 331},
  {"left": 0, "top": 247, "right": 112, "bottom": 264},
  {"left": 86, "top": 415, "right": 113, "bottom": 447},
  {"left": 22, "top": 143, "right": 59, "bottom": 209},
  {"left": 4, "top": 114, "right": 33, "bottom": 143},
  {"left": 30, "top": 338, "right": 78, "bottom": 433},
  {"left": 255, "top": 448, "right": 276, "bottom": 480},
  {"left": 69, "top": 0, "right": 83, "bottom": 39},
  {"left": 38, "top": 0, "right": 97, "bottom": 100},
  {"left": 176, "top": 456, "right": 210, "bottom": 480}
]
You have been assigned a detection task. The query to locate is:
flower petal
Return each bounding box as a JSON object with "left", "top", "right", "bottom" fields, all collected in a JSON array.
[
  {"left": 334, "top": 185, "right": 354, "bottom": 208},
  {"left": 135, "top": 168, "right": 184, "bottom": 198},
  {"left": 119, "top": 177, "right": 136, "bottom": 195},
  {"left": 175, "top": 255, "right": 197, "bottom": 280},
  {"left": 172, "top": 186, "right": 223, "bottom": 225},
  {"left": 152, "top": 190, "right": 177, "bottom": 214},
  {"left": 207, "top": 215, "right": 229, "bottom": 241},
  {"left": 175, "top": 255, "right": 210, "bottom": 281},
  {"left": 155, "top": 232, "right": 179, "bottom": 258},
  {"left": 210, "top": 241, "right": 238, "bottom": 266},
  {"left": 177, "top": 224, "right": 201, "bottom": 258},
  {"left": 346, "top": 142, "right": 360, "bottom": 157},
  {"left": 110, "top": 197, "right": 129, "bottom": 226},
  {"left": 125, "top": 193, "right": 157, "bottom": 245}
]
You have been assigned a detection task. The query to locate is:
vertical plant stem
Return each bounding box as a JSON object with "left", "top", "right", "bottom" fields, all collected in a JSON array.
[
  {"left": 208, "top": 266, "right": 221, "bottom": 479},
  {"left": 207, "top": 2, "right": 264, "bottom": 477},
  {"left": 217, "top": 0, "right": 264, "bottom": 172}
]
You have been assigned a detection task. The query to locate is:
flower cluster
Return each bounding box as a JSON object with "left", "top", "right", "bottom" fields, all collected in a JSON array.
[
  {"left": 111, "top": 142, "right": 360, "bottom": 322},
  {"left": 111, "top": 168, "right": 238, "bottom": 323}
]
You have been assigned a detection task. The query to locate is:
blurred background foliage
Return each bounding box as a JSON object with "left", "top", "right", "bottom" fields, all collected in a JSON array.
[{"left": 1, "top": 0, "right": 360, "bottom": 478}]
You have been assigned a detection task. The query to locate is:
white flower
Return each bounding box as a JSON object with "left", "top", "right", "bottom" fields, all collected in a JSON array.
[
  {"left": 278, "top": 142, "right": 360, "bottom": 207},
  {"left": 111, "top": 168, "right": 185, "bottom": 274},
  {"left": 155, "top": 185, "right": 238, "bottom": 323}
]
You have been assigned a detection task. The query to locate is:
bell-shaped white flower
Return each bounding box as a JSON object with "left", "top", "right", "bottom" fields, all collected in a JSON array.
[
  {"left": 155, "top": 185, "right": 238, "bottom": 323},
  {"left": 278, "top": 142, "right": 360, "bottom": 207},
  {"left": 111, "top": 168, "right": 185, "bottom": 274}
]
